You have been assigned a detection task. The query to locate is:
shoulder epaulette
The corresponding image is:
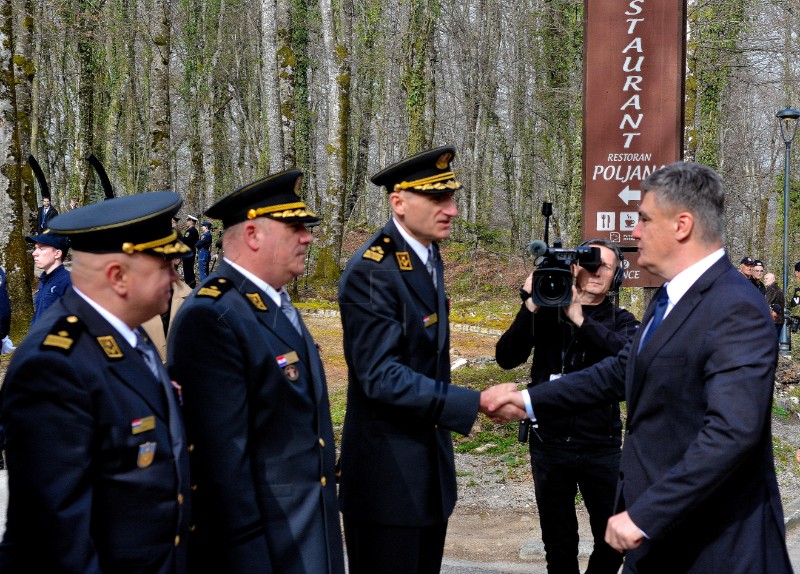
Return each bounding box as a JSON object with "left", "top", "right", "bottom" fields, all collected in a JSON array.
[
  {"left": 196, "top": 277, "right": 235, "bottom": 300},
  {"left": 362, "top": 233, "right": 395, "bottom": 264},
  {"left": 40, "top": 314, "right": 86, "bottom": 355}
]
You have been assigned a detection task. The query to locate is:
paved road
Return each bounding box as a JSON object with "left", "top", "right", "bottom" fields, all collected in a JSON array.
[{"left": 0, "top": 469, "right": 797, "bottom": 573}]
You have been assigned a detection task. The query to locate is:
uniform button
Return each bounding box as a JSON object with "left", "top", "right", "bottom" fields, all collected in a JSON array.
[
  {"left": 320, "top": 476, "right": 327, "bottom": 487},
  {"left": 191, "top": 484, "right": 198, "bottom": 492},
  {"left": 177, "top": 493, "right": 184, "bottom": 505},
  {"left": 189, "top": 525, "right": 197, "bottom": 533},
  {"left": 318, "top": 438, "right": 325, "bottom": 448},
  {"left": 187, "top": 444, "right": 195, "bottom": 452},
  {"left": 174, "top": 535, "right": 181, "bottom": 546}
]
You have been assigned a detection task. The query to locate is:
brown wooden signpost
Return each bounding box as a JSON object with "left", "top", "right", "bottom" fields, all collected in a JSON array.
[{"left": 582, "top": 0, "right": 687, "bottom": 287}]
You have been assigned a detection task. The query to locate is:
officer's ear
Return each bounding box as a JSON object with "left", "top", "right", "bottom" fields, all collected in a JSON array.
[{"left": 389, "top": 191, "right": 406, "bottom": 216}]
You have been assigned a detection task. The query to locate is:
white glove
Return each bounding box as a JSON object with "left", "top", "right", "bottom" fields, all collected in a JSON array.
[{"left": 1, "top": 336, "right": 15, "bottom": 354}]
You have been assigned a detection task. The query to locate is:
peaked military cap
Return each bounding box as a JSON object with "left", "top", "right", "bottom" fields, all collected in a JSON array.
[
  {"left": 47, "top": 191, "right": 190, "bottom": 258},
  {"left": 371, "top": 146, "right": 462, "bottom": 194},
  {"left": 25, "top": 229, "right": 70, "bottom": 253},
  {"left": 205, "top": 168, "right": 319, "bottom": 229}
]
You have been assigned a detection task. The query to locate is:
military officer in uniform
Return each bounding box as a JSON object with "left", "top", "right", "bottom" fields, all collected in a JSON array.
[
  {"left": 182, "top": 215, "right": 199, "bottom": 287},
  {"left": 337, "top": 146, "right": 524, "bottom": 574},
  {"left": 168, "top": 169, "right": 345, "bottom": 573},
  {"left": 0, "top": 192, "right": 192, "bottom": 573}
]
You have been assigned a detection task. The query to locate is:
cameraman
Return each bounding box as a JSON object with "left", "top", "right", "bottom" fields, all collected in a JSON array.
[{"left": 495, "top": 239, "right": 639, "bottom": 574}]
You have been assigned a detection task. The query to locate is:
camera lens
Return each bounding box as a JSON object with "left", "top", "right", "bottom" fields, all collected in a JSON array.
[{"left": 533, "top": 270, "right": 573, "bottom": 306}]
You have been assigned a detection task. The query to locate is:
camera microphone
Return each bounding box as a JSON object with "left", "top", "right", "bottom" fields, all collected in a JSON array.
[{"left": 527, "top": 240, "right": 548, "bottom": 258}]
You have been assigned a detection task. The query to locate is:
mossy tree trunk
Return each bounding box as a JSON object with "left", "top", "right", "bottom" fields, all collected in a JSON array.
[
  {"left": 0, "top": 0, "right": 34, "bottom": 338},
  {"left": 150, "top": 0, "right": 172, "bottom": 190},
  {"left": 313, "top": 0, "right": 352, "bottom": 285}
]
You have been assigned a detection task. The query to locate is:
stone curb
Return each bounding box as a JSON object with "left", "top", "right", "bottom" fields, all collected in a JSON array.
[
  {"left": 299, "top": 307, "right": 506, "bottom": 337},
  {"left": 785, "top": 496, "right": 800, "bottom": 531}
]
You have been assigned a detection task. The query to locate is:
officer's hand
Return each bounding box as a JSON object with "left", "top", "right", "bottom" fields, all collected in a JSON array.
[{"left": 605, "top": 511, "right": 644, "bottom": 552}]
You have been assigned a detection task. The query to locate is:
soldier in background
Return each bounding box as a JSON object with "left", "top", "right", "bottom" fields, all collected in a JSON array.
[{"left": 182, "top": 215, "right": 199, "bottom": 288}]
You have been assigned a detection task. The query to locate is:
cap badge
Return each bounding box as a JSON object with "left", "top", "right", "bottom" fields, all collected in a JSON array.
[{"left": 436, "top": 152, "right": 452, "bottom": 169}]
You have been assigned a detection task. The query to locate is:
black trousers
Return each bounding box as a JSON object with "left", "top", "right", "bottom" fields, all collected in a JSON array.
[
  {"left": 530, "top": 441, "right": 623, "bottom": 574},
  {"left": 342, "top": 515, "right": 447, "bottom": 574},
  {"left": 183, "top": 255, "right": 196, "bottom": 288}
]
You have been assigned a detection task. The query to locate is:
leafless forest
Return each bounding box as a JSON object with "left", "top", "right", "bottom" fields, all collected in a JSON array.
[{"left": 0, "top": 0, "right": 796, "bottom": 327}]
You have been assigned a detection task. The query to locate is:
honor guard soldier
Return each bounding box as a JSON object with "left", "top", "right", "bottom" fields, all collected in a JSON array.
[
  {"left": 168, "top": 169, "right": 345, "bottom": 573},
  {"left": 0, "top": 192, "right": 192, "bottom": 574},
  {"left": 337, "top": 146, "right": 524, "bottom": 574},
  {"left": 182, "top": 215, "right": 199, "bottom": 287},
  {"left": 25, "top": 230, "right": 72, "bottom": 325}
]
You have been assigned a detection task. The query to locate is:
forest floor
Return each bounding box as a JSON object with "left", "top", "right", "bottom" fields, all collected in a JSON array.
[{"left": 303, "top": 313, "right": 800, "bottom": 566}]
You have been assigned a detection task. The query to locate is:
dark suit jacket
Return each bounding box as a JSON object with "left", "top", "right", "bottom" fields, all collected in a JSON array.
[
  {"left": 530, "top": 255, "right": 792, "bottom": 573},
  {"left": 337, "top": 221, "right": 481, "bottom": 527},
  {"left": 167, "top": 262, "right": 344, "bottom": 574},
  {"left": 35, "top": 205, "right": 58, "bottom": 234},
  {"left": 0, "top": 289, "right": 190, "bottom": 574}
]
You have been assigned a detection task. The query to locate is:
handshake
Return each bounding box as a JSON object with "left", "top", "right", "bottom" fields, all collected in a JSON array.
[{"left": 478, "top": 383, "right": 527, "bottom": 423}]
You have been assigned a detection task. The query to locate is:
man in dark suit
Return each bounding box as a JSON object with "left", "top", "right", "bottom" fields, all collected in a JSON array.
[
  {"left": 34, "top": 196, "right": 58, "bottom": 234},
  {"left": 337, "top": 146, "right": 524, "bottom": 574},
  {"left": 494, "top": 162, "right": 792, "bottom": 573},
  {"left": 0, "top": 192, "right": 192, "bottom": 573},
  {"left": 182, "top": 215, "right": 199, "bottom": 287},
  {"left": 168, "top": 169, "right": 345, "bottom": 573}
]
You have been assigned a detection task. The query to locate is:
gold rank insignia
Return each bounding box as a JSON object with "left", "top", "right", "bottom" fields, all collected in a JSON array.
[
  {"left": 97, "top": 335, "right": 124, "bottom": 359},
  {"left": 43, "top": 330, "right": 74, "bottom": 350},
  {"left": 423, "top": 313, "right": 438, "bottom": 328},
  {"left": 246, "top": 292, "right": 268, "bottom": 311},
  {"left": 41, "top": 315, "right": 84, "bottom": 354},
  {"left": 396, "top": 252, "right": 413, "bottom": 271},
  {"left": 197, "top": 285, "right": 222, "bottom": 298},
  {"left": 137, "top": 442, "right": 157, "bottom": 468},
  {"left": 197, "top": 277, "right": 233, "bottom": 299},
  {"left": 363, "top": 245, "right": 385, "bottom": 262}
]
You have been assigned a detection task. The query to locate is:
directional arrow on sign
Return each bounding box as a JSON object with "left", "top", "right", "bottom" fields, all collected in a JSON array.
[{"left": 618, "top": 185, "right": 641, "bottom": 205}]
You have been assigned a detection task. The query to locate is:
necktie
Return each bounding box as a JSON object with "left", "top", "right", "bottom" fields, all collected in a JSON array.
[
  {"left": 280, "top": 290, "right": 302, "bottom": 335},
  {"left": 640, "top": 286, "right": 669, "bottom": 349},
  {"left": 135, "top": 330, "right": 163, "bottom": 380},
  {"left": 426, "top": 246, "right": 438, "bottom": 290}
]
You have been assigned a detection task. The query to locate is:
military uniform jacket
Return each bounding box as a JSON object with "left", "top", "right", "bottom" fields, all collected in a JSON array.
[
  {"left": 31, "top": 264, "right": 71, "bottom": 325},
  {"left": 337, "top": 221, "right": 481, "bottom": 527},
  {"left": 0, "top": 289, "right": 191, "bottom": 574},
  {"left": 167, "top": 262, "right": 344, "bottom": 574}
]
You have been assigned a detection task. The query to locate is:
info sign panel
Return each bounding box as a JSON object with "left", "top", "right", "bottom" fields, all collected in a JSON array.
[{"left": 582, "top": 0, "right": 686, "bottom": 287}]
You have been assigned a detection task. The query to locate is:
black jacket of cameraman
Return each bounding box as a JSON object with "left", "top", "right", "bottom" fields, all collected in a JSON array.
[{"left": 496, "top": 298, "right": 639, "bottom": 447}]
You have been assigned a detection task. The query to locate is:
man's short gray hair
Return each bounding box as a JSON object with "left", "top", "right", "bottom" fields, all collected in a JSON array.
[{"left": 641, "top": 162, "right": 725, "bottom": 245}]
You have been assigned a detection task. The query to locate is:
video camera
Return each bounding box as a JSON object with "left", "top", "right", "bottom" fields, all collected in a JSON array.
[
  {"left": 786, "top": 315, "right": 800, "bottom": 334},
  {"left": 527, "top": 203, "right": 601, "bottom": 307}
]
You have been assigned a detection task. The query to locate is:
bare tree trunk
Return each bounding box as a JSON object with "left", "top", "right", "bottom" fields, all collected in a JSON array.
[
  {"left": 0, "top": 0, "right": 34, "bottom": 334},
  {"left": 150, "top": 0, "right": 172, "bottom": 190},
  {"left": 314, "top": 0, "right": 351, "bottom": 283},
  {"left": 261, "top": 0, "right": 285, "bottom": 171}
]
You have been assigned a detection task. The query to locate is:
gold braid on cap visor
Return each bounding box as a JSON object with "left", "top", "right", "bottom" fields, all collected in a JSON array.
[
  {"left": 246, "top": 201, "right": 318, "bottom": 220},
  {"left": 393, "top": 172, "right": 462, "bottom": 192},
  {"left": 121, "top": 230, "right": 190, "bottom": 255}
]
